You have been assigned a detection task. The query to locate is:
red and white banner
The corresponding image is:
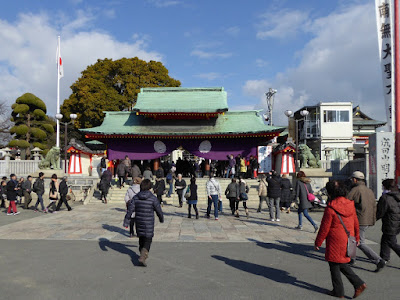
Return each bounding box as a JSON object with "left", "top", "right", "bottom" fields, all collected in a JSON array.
[
  {"left": 375, "top": 0, "right": 395, "bottom": 131},
  {"left": 56, "top": 37, "right": 64, "bottom": 79}
]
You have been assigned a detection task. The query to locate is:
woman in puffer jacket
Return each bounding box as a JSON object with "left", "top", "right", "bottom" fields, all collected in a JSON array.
[{"left": 315, "top": 181, "right": 366, "bottom": 299}]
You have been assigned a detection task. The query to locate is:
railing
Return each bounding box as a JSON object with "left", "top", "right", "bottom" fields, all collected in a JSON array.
[
  {"left": 320, "top": 158, "right": 366, "bottom": 179},
  {"left": 0, "top": 160, "right": 40, "bottom": 176}
]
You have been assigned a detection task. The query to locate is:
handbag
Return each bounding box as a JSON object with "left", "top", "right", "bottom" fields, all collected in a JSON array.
[
  {"left": 184, "top": 185, "right": 191, "bottom": 199},
  {"left": 304, "top": 183, "right": 315, "bottom": 202},
  {"left": 335, "top": 212, "right": 357, "bottom": 259},
  {"left": 239, "top": 192, "right": 248, "bottom": 201}
]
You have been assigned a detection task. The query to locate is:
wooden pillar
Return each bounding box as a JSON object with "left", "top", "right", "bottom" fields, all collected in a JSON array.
[
  {"left": 204, "top": 159, "right": 210, "bottom": 176},
  {"left": 153, "top": 158, "right": 160, "bottom": 172}
]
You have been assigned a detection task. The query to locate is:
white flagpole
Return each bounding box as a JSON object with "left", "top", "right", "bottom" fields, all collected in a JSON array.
[{"left": 56, "top": 36, "right": 61, "bottom": 148}]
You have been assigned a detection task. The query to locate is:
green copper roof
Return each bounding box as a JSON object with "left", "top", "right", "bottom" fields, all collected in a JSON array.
[
  {"left": 134, "top": 87, "right": 228, "bottom": 113},
  {"left": 82, "top": 110, "right": 283, "bottom": 137}
]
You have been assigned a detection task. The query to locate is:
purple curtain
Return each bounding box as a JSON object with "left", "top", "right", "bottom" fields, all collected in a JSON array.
[{"left": 106, "top": 138, "right": 262, "bottom": 160}]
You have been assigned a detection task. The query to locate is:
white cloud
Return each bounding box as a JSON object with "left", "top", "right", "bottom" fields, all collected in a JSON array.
[
  {"left": 0, "top": 12, "right": 162, "bottom": 116},
  {"left": 225, "top": 26, "right": 240, "bottom": 37},
  {"left": 146, "top": 0, "right": 182, "bottom": 8},
  {"left": 255, "top": 58, "right": 269, "bottom": 67},
  {"left": 194, "top": 72, "right": 222, "bottom": 81},
  {"left": 256, "top": 9, "right": 310, "bottom": 40},
  {"left": 245, "top": 3, "right": 384, "bottom": 126},
  {"left": 191, "top": 49, "right": 232, "bottom": 59}
]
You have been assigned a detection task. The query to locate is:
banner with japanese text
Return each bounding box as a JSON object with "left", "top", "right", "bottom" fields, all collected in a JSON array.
[{"left": 375, "top": 0, "right": 395, "bottom": 131}]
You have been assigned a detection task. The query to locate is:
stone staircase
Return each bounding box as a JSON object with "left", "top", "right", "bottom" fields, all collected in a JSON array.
[{"left": 90, "top": 178, "right": 262, "bottom": 205}]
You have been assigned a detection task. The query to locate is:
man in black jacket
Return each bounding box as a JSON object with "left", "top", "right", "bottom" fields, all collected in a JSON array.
[
  {"left": 56, "top": 177, "right": 72, "bottom": 211},
  {"left": 266, "top": 171, "right": 282, "bottom": 222},
  {"left": 33, "top": 172, "right": 45, "bottom": 212},
  {"left": 376, "top": 179, "right": 400, "bottom": 272},
  {"left": 6, "top": 174, "right": 20, "bottom": 215},
  {"left": 124, "top": 179, "right": 164, "bottom": 267}
]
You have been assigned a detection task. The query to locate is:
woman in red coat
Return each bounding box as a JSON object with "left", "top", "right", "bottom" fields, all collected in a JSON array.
[{"left": 315, "top": 181, "right": 366, "bottom": 299}]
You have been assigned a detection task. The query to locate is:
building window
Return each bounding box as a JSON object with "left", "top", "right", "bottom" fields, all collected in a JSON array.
[{"left": 323, "top": 110, "right": 349, "bottom": 122}]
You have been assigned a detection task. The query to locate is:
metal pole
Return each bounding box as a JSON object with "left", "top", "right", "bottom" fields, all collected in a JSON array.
[
  {"left": 395, "top": 0, "right": 400, "bottom": 183},
  {"left": 64, "top": 122, "right": 68, "bottom": 173},
  {"left": 56, "top": 36, "right": 61, "bottom": 148},
  {"left": 295, "top": 119, "right": 298, "bottom": 171}
]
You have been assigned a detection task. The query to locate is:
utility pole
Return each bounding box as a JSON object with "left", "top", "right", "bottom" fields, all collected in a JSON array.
[{"left": 265, "top": 88, "right": 277, "bottom": 126}]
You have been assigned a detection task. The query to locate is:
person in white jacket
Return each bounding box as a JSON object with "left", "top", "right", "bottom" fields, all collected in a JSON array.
[
  {"left": 124, "top": 177, "right": 142, "bottom": 237},
  {"left": 206, "top": 174, "right": 221, "bottom": 220}
]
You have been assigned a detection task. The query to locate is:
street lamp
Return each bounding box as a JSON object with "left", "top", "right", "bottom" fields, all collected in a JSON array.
[
  {"left": 55, "top": 113, "right": 77, "bottom": 173},
  {"left": 265, "top": 88, "right": 277, "bottom": 126},
  {"left": 284, "top": 109, "right": 309, "bottom": 170}
]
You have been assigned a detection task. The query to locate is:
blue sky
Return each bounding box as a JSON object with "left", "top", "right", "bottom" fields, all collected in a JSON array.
[{"left": 0, "top": 0, "right": 386, "bottom": 125}]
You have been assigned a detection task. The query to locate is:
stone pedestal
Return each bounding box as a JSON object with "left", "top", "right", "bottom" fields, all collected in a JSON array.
[{"left": 31, "top": 169, "right": 66, "bottom": 178}]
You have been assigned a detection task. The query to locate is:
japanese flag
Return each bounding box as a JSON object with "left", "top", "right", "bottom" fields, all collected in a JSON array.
[{"left": 56, "top": 37, "right": 64, "bottom": 79}]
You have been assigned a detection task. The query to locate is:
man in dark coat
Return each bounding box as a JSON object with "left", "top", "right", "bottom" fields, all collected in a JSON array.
[
  {"left": 6, "top": 174, "right": 20, "bottom": 215},
  {"left": 376, "top": 179, "right": 400, "bottom": 272},
  {"left": 124, "top": 179, "right": 164, "bottom": 267},
  {"left": 116, "top": 161, "right": 127, "bottom": 188},
  {"left": 266, "top": 171, "right": 282, "bottom": 221},
  {"left": 33, "top": 172, "right": 45, "bottom": 212},
  {"left": 56, "top": 177, "right": 72, "bottom": 211}
]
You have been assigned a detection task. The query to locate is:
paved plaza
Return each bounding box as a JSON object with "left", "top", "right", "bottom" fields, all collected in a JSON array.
[
  {"left": 1, "top": 202, "right": 399, "bottom": 300},
  {"left": 0, "top": 202, "right": 324, "bottom": 243}
]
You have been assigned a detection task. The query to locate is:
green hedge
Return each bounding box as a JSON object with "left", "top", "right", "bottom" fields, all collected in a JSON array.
[
  {"left": 16, "top": 93, "right": 47, "bottom": 113},
  {"left": 42, "top": 123, "right": 55, "bottom": 133},
  {"left": 9, "top": 140, "right": 30, "bottom": 149},
  {"left": 30, "top": 128, "right": 47, "bottom": 140}
]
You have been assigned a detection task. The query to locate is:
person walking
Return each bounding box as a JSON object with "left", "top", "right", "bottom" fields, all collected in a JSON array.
[
  {"left": 124, "top": 177, "right": 142, "bottom": 238},
  {"left": 375, "top": 179, "right": 400, "bottom": 272},
  {"left": 236, "top": 177, "right": 249, "bottom": 218},
  {"left": 226, "top": 155, "right": 236, "bottom": 178},
  {"left": 153, "top": 176, "right": 166, "bottom": 206},
  {"left": 315, "top": 181, "right": 367, "bottom": 299},
  {"left": 143, "top": 167, "right": 154, "bottom": 181},
  {"left": 239, "top": 157, "right": 247, "bottom": 179},
  {"left": 16, "top": 177, "right": 24, "bottom": 204},
  {"left": 116, "top": 161, "right": 127, "bottom": 188},
  {"left": 0, "top": 180, "right": 6, "bottom": 208},
  {"left": 257, "top": 175, "right": 268, "bottom": 213},
  {"left": 22, "top": 176, "right": 33, "bottom": 209},
  {"left": 99, "top": 169, "right": 112, "bottom": 204},
  {"left": 124, "top": 179, "right": 164, "bottom": 267},
  {"left": 174, "top": 174, "right": 186, "bottom": 208},
  {"left": 100, "top": 156, "right": 108, "bottom": 175},
  {"left": 56, "top": 176, "right": 72, "bottom": 211},
  {"left": 6, "top": 174, "right": 20, "bottom": 216},
  {"left": 46, "top": 174, "right": 59, "bottom": 213},
  {"left": 206, "top": 174, "right": 221, "bottom": 220},
  {"left": 166, "top": 170, "right": 174, "bottom": 198},
  {"left": 33, "top": 172, "right": 45, "bottom": 212},
  {"left": 295, "top": 171, "right": 318, "bottom": 232},
  {"left": 280, "top": 174, "right": 293, "bottom": 213},
  {"left": 187, "top": 177, "right": 199, "bottom": 219},
  {"left": 267, "top": 171, "right": 282, "bottom": 221},
  {"left": 131, "top": 163, "right": 142, "bottom": 179},
  {"left": 347, "top": 171, "right": 385, "bottom": 268},
  {"left": 225, "top": 178, "right": 239, "bottom": 215}
]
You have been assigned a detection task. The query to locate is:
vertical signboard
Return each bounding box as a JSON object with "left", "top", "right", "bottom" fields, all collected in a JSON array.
[
  {"left": 258, "top": 146, "right": 273, "bottom": 174},
  {"left": 375, "top": 0, "right": 395, "bottom": 131},
  {"left": 369, "top": 132, "right": 395, "bottom": 198}
]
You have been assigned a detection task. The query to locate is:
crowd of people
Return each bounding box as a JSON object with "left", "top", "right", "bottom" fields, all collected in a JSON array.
[{"left": 1, "top": 172, "right": 73, "bottom": 215}]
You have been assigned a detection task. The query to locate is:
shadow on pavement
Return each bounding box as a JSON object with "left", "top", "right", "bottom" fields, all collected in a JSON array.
[
  {"left": 113, "top": 208, "right": 126, "bottom": 212},
  {"left": 212, "top": 255, "right": 329, "bottom": 296},
  {"left": 249, "top": 239, "right": 325, "bottom": 262},
  {"left": 102, "top": 224, "right": 130, "bottom": 237},
  {"left": 99, "top": 238, "right": 139, "bottom": 266}
]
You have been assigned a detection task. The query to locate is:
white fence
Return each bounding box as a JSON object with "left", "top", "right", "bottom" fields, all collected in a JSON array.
[{"left": 0, "top": 160, "right": 40, "bottom": 177}]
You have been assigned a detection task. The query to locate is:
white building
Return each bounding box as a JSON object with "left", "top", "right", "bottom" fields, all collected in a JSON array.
[{"left": 294, "top": 102, "right": 353, "bottom": 160}]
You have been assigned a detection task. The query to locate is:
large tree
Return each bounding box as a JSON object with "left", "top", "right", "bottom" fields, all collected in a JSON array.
[
  {"left": 61, "top": 57, "right": 181, "bottom": 129},
  {"left": 9, "top": 93, "right": 56, "bottom": 158},
  {"left": 0, "top": 101, "right": 12, "bottom": 147}
]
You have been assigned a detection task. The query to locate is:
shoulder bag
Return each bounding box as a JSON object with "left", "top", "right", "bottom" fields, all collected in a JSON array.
[
  {"left": 185, "top": 184, "right": 191, "bottom": 199},
  {"left": 335, "top": 211, "right": 357, "bottom": 259},
  {"left": 304, "top": 183, "right": 315, "bottom": 202}
]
